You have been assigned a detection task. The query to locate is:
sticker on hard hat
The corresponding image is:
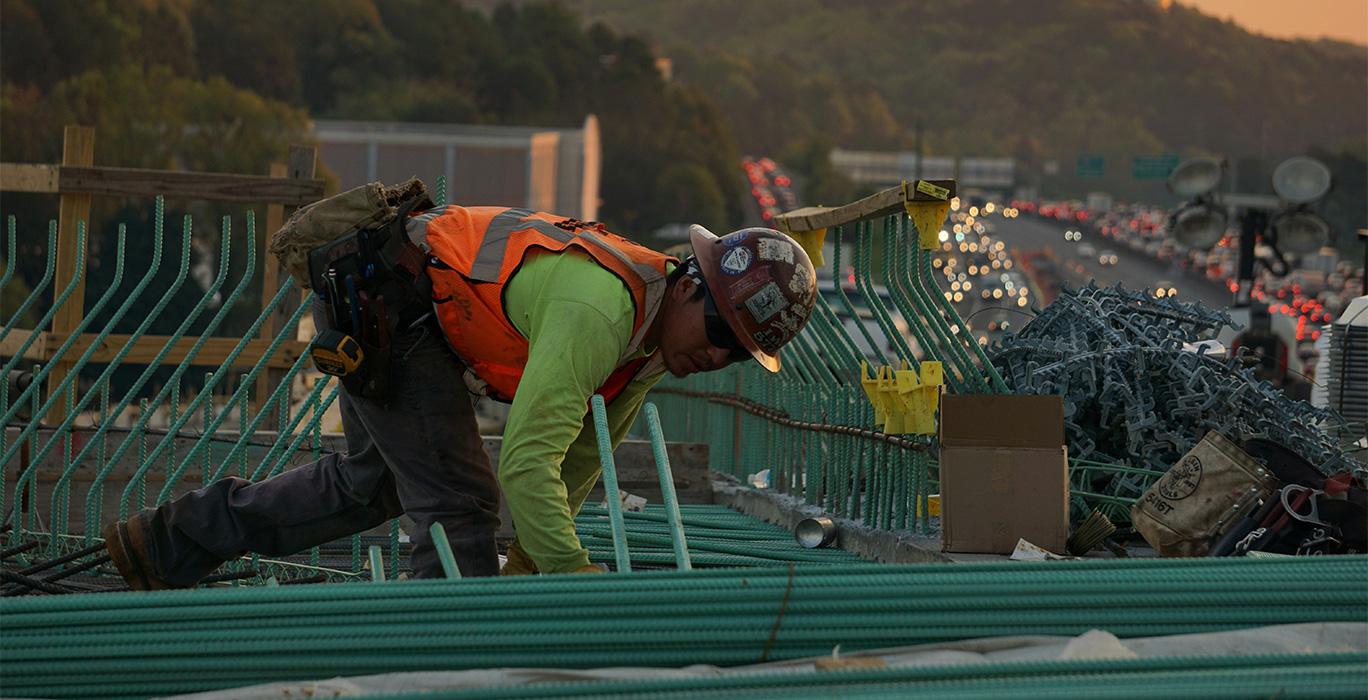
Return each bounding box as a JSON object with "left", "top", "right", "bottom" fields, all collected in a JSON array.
[
  {"left": 721, "top": 231, "right": 750, "bottom": 245},
  {"left": 772, "top": 307, "right": 805, "bottom": 335},
  {"left": 789, "top": 265, "right": 812, "bottom": 296},
  {"left": 744, "top": 282, "right": 787, "bottom": 323},
  {"left": 719, "top": 247, "right": 753, "bottom": 275},
  {"left": 756, "top": 238, "right": 793, "bottom": 263},
  {"left": 725, "top": 270, "right": 770, "bottom": 301}
]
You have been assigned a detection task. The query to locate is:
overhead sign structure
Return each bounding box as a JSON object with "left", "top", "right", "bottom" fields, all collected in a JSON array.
[
  {"left": 1077, "top": 155, "right": 1105, "bottom": 180},
  {"left": 1133, "top": 154, "right": 1181, "bottom": 180}
]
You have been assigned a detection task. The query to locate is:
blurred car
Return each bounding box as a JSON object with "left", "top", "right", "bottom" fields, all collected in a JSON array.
[
  {"left": 979, "top": 275, "right": 1006, "bottom": 300},
  {"left": 1098, "top": 250, "right": 1118, "bottom": 266},
  {"left": 1153, "top": 280, "right": 1178, "bottom": 298}
]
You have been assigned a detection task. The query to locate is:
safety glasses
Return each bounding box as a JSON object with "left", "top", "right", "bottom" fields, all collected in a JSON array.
[{"left": 687, "top": 261, "right": 751, "bottom": 363}]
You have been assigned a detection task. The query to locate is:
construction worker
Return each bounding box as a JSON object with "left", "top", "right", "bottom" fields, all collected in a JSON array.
[{"left": 103, "top": 207, "right": 817, "bottom": 588}]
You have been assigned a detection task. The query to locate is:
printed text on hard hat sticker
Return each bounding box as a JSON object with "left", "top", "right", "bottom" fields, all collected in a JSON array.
[{"left": 721, "top": 231, "right": 749, "bottom": 246}]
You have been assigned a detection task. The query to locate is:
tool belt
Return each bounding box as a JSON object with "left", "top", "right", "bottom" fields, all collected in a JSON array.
[
  {"left": 1133, "top": 430, "right": 1367, "bottom": 557},
  {"left": 307, "top": 193, "right": 433, "bottom": 404}
]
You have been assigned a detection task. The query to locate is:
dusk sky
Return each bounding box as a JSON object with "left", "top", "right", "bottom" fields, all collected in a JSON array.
[{"left": 1181, "top": 0, "right": 1368, "bottom": 46}]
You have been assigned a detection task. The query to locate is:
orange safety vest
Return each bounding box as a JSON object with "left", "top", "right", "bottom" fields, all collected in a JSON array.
[{"left": 405, "top": 206, "right": 675, "bottom": 403}]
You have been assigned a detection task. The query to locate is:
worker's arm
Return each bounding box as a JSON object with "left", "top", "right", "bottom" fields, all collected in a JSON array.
[
  {"left": 558, "top": 373, "right": 662, "bottom": 520},
  {"left": 498, "top": 249, "right": 653, "bottom": 574}
]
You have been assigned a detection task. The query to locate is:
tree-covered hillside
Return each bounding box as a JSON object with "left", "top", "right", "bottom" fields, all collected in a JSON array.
[
  {"left": 1, "top": 0, "right": 744, "bottom": 238},
  {"left": 551, "top": 0, "right": 1365, "bottom": 155},
  {"left": 471, "top": 0, "right": 1365, "bottom": 206}
]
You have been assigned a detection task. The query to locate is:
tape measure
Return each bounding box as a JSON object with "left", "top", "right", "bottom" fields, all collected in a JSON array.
[{"left": 310, "top": 329, "right": 364, "bottom": 377}]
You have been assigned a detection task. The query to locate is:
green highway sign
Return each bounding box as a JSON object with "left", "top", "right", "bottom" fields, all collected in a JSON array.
[
  {"left": 1133, "top": 154, "right": 1180, "bottom": 180},
  {"left": 1077, "top": 154, "right": 1105, "bottom": 180}
]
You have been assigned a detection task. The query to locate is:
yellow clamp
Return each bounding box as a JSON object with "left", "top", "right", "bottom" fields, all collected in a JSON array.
[
  {"left": 859, "top": 361, "right": 886, "bottom": 427},
  {"left": 861, "top": 360, "right": 943, "bottom": 435},
  {"left": 778, "top": 218, "right": 827, "bottom": 268},
  {"left": 903, "top": 180, "right": 953, "bottom": 251},
  {"left": 897, "top": 361, "right": 943, "bottom": 436}
]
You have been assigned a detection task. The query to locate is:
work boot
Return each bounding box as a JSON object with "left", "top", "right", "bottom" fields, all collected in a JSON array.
[
  {"left": 500, "top": 542, "right": 538, "bottom": 576},
  {"left": 102, "top": 514, "right": 184, "bottom": 591}
]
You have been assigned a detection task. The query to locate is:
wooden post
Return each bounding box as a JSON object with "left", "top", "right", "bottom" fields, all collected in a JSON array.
[
  {"left": 44, "top": 126, "right": 95, "bottom": 425},
  {"left": 255, "top": 146, "right": 316, "bottom": 430}
]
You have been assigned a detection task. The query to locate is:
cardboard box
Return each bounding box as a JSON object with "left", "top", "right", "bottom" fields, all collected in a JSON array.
[{"left": 939, "top": 394, "right": 1069, "bottom": 554}]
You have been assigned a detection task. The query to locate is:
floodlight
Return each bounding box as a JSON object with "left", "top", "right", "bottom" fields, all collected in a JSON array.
[
  {"left": 1169, "top": 205, "right": 1227, "bottom": 249},
  {"left": 1167, "top": 157, "right": 1225, "bottom": 198},
  {"left": 1271, "top": 156, "right": 1332, "bottom": 204},
  {"left": 1271, "top": 211, "right": 1330, "bottom": 254}
]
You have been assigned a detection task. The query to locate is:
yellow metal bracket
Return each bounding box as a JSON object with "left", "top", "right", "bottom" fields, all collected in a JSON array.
[
  {"left": 778, "top": 217, "right": 827, "bottom": 268},
  {"left": 902, "top": 180, "right": 952, "bottom": 251}
]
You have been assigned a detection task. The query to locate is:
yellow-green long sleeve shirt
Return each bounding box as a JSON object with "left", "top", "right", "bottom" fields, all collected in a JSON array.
[{"left": 497, "top": 247, "right": 667, "bottom": 573}]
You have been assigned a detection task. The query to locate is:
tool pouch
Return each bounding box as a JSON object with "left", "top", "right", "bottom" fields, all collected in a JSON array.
[
  {"left": 270, "top": 178, "right": 432, "bottom": 290},
  {"left": 1131, "top": 430, "right": 1280, "bottom": 557},
  {"left": 306, "top": 190, "right": 435, "bottom": 405}
]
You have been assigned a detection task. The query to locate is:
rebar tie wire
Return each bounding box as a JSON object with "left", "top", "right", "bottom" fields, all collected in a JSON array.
[{"left": 652, "top": 387, "right": 930, "bottom": 452}]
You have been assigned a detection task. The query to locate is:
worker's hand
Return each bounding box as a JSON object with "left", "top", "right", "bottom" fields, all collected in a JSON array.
[{"left": 500, "top": 543, "right": 538, "bottom": 576}]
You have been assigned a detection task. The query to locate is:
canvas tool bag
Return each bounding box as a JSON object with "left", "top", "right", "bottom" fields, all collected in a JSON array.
[
  {"left": 1131, "top": 430, "right": 1280, "bottom": 557},
  {"left": 268, "top": 177, "right": 432, "bottom": 291}
]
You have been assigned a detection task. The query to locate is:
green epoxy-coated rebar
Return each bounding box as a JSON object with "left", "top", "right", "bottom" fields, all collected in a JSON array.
[
  {"left": 854, "top": 221, "right": 916, "bottom": 364},
  {"left": 59, "top": 209, "right": 195, "bottom": 528},
  {"left": 893, "top": 217, "right": 976, "bottom": 391},
  {"left": 0, "top": 228, "right": 83, "bottom": 389},
  {"left": 884, "top": 219, "right": 958, "bottom": 386},
  {"left": 0, "top": 222, "right": 15, "bottom": 300},
  {"left": 1, "top": 558, "right": 1361, "bottom": 700},
  {"left": 644, "top": 403, "right": 691, "bottom": 570},
  {"left": 894, "top": 218, "right": 980, "bottom": 392},
  {"left": 0, "top": 224, "right": 56, "bottom": 340},
  {"left": 114, "top": 218, "right": 244, "bottom": 509},
  {"left": 3, "top": 226, "right": 124, "bottom": 442},
  {"left": 918, "top": 246, "right": 1008, "bottom": 392},
  {"left": 429, "top": 522, "right": 461, "bottom": 579},
  {"left": 0, "top": 205, "right": 348, "bottom": 580},
  {"left": 201, "top": 304, "right": 314, "bottom": 483},
  {"left": 591, "top": 394, "right": 630, "bottom": 572},
  {"left": 827, "top": 225, "right": 890, "bottom": 367},
  {"left": 368, "top": 545, "right": 385, "bottom": 582}
]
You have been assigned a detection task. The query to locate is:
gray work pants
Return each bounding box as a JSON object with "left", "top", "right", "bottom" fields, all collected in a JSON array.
[{"left": 139, "top": 309, "right": 502, "bottom": 584}]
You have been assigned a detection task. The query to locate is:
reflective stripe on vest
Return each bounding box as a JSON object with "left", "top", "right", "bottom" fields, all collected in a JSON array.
[{"left": 408, "top": 206, "right": 674, "bottom": 403}]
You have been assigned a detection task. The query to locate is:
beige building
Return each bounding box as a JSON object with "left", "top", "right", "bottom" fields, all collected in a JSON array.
[{"left": 312, "top": 116, "right": 601, "bottom": 220}]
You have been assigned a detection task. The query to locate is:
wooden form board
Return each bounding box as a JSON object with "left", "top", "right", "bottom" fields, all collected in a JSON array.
[
  {"left": 0, "top": 330, "right": 310, "bottom": 370},
  {"left": 775, "top": 179, "right": 957, "bottom": 232},
  {"left": 0, "top": 164, "right": 324, "bottom": 205}
]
